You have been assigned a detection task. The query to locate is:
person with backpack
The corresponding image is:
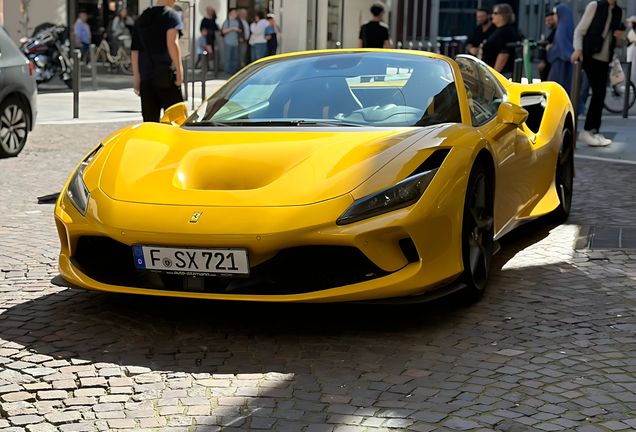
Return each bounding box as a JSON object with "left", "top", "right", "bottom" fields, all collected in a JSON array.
[
  {"left": 131, "top": 0, "right": 184, "bottom": 122},
  {"left": 571, "top": 0, "right": 626, "bottom": 146},
  {"left": 358, "top": 2, "right": 390, "bottom": 48}
]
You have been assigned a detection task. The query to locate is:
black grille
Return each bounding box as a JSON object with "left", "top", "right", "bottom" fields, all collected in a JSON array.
[
  {"left": 399, "top": 237, "right": 419, "bottom": 263},
  {"left": 72, "top": 236, "right": 393, "bottom": 295}
]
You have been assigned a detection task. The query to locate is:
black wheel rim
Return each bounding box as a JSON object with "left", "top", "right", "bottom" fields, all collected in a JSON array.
[
  {"left": 555, "top": 129, "right": 573, "bottom": 215},
  {"left": 466, "top": 173, "right": 494, "bottom": 290},
  {"left": 1, "top": 104, "right": 27, "bottom": 153}
]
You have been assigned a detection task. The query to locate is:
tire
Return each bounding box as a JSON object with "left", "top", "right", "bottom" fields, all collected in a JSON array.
[
  {"left": 603, "top": 81, "right": 636, "bottom": 113},
  {"left": 550, "top": 127, "right": 574, "bottom": 223},
  {"left": 0, "top": 96, "right": 30, "bottom": 158},
  {"left": 458, "top": 162, "right": 494, "bottom": 302}
]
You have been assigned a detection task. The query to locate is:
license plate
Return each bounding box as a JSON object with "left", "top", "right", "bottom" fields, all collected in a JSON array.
[{"left": 132, "top": 245, "right": 249, "bottom": 276}]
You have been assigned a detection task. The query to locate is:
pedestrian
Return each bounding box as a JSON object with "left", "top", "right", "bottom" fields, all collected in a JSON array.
[
  {"left": 538, "top": 12, "right": 557, "bottom": 81},
  {"left": 547, "top": 4, "right": 575, "bottom": 96},
  {"left": 466, "top": 9, "right": 495, "bottom": 56},
  {"left": 249, "top": 12, "right": 269, "bottom": 61},
  {"left": 196, "top": 28, "right": 208, "bottom": 69},
  {"left": 131, "top": 0, "right": 184, "bottom": 123},
  {"left": 627, "top": 16, "right": 636, "bottom": 85},
  {"left": 111, "top": 8, "right": 135, "bottom": 51},
  {"left": 480, "top": 4, "right": 518, "bottom": 76},
  {"left": 572, "top": 0, "right": 625, "bottom": 146},
  {"left": 238, "top": 9, "right": 251, "bottom": 67},
  {"left": 264, "top": 14, "right": 280, "bottom": 57},
  {"left": 357, "top": 2, "right": 390, "bottom": 48},
  {"left": 200, "top": 6, "right": 218, "bottom": 53},
  {"left": 221, "top": 8, "right": 242, "bottom": 77},
  {"left": 75, "top": 12, "right": 92, "bottom": 65}
]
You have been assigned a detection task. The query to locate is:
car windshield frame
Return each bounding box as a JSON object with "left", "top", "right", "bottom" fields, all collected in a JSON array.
[{"left": 185, "top": 51, "right": 463, "bottom": 129}]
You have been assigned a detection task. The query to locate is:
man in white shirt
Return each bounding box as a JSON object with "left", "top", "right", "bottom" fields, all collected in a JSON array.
[
  {"left": 571, "top": 0, "right": 625, "bottom": 146},
  {"left": 238, "top": 9, "right": 251, "bottom": 68},
  {"left": 249, "top": 12, "right": 269, "bottom": 61}
]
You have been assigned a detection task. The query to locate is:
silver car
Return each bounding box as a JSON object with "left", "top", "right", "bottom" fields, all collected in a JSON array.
[{"left": 0, "top": 26, "right": 37, "bottom": 158}]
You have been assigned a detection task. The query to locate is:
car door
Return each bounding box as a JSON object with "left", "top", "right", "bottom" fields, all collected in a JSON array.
[{"left": 456, "top": 56, "right": 538, "bottom": 236}]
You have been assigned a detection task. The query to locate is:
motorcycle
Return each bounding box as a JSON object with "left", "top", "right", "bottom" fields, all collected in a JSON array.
[{"left": 20, "top": 25, "right": 73, "bottom": 89}]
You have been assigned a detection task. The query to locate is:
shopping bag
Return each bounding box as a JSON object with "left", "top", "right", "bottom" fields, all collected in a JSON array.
[{"left": 610, "top": 56, "right": 625, "bottom": 86}]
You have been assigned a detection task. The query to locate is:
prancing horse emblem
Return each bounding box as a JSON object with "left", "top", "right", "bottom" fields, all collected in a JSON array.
[{"left": 190, "top": 212, "right": 202, "bottom": 223}]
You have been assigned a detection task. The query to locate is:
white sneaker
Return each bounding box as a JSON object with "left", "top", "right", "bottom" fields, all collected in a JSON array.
[
  {"left": 578, "top": 130, "right": 609, "bottom": 147},
  {"left": 594, "top": 133, "right": 612, "bottom": 146}
]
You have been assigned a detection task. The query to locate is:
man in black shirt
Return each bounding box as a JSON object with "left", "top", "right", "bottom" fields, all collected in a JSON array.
[
  {"left": 131, "top": 0, "right": 184, "bottom": 122},
  {"left": 466, "top": 9, "right": 495, "bottom": 56},
  {"left": 358, "top": 2, "right": 390, "bottom": 48}
]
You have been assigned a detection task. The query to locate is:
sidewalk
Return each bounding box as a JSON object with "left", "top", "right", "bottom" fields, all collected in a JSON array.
[
  {"left": 36, "top": 79, "right": 226, "bottom": 125},
  {"left": 575, "top": 112, "right": 636, "bottom": 164}
]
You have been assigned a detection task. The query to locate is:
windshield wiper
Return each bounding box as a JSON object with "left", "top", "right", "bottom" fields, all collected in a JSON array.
[
  {"left": 184, "top": 121, "right": 232, "bottom": 127},
  {"left": 292, "top": 120, "right": 364, "bottom": 127}
]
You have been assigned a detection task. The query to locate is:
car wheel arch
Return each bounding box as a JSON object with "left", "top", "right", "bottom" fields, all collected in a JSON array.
[{"left": 1, "top": 90, "right": 33, "bottom": 131}]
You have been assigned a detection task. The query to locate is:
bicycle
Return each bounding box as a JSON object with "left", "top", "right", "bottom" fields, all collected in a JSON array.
[
  {"left": 602, "top": 64, "right": 635, "bottom": 113},
  {"left": 94, "top": 37, "right": 133, "bottom": 75}
]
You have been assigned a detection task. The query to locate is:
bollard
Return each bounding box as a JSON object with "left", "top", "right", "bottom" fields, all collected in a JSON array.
[
  {"left": 418, "top": 41, "right": 423, "bottom": 51},
  {"left": 624, "top": 62, "right": 632, "bottom": 119},
  {"left": 89, "top": 44, "right": 97, "bottom": 91},
  {"left": 571, "top": 61, "right": 583, "bottom": 126},
  {"left": 397, "top": 41, "right": 402, "bottom": 49},
  {"left": 183, "top": 58, "right": 189, "bottom": 102},
  {"left": 214, "top": 48, "right": 219, "bottom": 79},
  {"left": 72, "top": 49, "right": 81, "bottom": 119},
  {"left": 408, "top": 41, "right": 413, "bottom": 50},
  {"left": 512, "top": 58, "right": 523, "bottom": 83},
  {"left": 201, "top": 51, "right": 208, "bottom": 101}
]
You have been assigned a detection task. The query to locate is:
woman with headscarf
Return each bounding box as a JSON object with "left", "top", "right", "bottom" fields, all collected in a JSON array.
[{"left": 547, "top": 4, "right": 575, "bottom": 96}]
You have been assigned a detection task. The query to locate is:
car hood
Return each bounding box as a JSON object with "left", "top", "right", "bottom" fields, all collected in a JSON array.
[{"left": 99, "top": 123, "right": 440, "bottom": 207}]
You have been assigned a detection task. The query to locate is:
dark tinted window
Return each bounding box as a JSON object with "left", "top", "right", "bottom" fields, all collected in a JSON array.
[
  {"left": 456, "top": 55, "right": 506, "bottom": 126},
  {"left": 187, "top": 52, "right": 462, "bottom": 128}
]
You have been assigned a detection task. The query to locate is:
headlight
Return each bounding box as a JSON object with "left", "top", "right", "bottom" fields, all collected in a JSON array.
[
  {"left": 336, "top": 168, "right": 439, "bottom": 225},
  {"left": 67, "top": 146, "right": 101, "bottom": 216}
]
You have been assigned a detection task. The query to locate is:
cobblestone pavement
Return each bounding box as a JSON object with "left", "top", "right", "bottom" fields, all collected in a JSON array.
[{"left": 1, "top": 123, "right": 636, "bottom": 432}]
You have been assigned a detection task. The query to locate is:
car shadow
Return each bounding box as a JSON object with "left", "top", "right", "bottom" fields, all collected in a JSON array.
[{"left": 0, "top": 217, "right": 559, "bottom": 375}]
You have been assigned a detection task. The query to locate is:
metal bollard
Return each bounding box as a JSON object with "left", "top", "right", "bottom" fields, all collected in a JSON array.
[
  {"left": 72, "top": 49, "right": 81, "bottom": 119},
  {"left": 89, "top": 44, "right": 97, "bottom": 91},
  {"left": 512, "top": 58, "right": 523, "bottom": 83},
  {"left": 624, "top": 62, "right": 632, "bottom": 119},
  {"left": 214, "top": 48, "right": 219, "bottom": 79},
  {"left": 183, "top": 58, "right": 189, "bottom": 102},
  {"left": 408, "top": 41, "right": 413, "bottom": 50},
  {"left": 418, "top": 41, "right": 423, "bottom": 51},
  {"left": 571, "top": 61, "right": 583, "bottom": 124},
  {"left": 397, "top": 41, "right": 402, "bottom": 49},
  {"left": 201, "top": 51, "right": 208, "bottom": 101}
]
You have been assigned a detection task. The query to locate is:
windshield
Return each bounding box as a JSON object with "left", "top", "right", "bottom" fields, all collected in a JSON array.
[{"left": 186, "top": 52, "right": 462, "bottom": 128}]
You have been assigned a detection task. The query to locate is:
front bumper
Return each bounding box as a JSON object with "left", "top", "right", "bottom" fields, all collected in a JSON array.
[{"left": 55, "top": 176, "right": 465, "bottom": 303}]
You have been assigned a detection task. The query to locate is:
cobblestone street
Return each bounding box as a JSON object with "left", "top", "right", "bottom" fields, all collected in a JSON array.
[{"left": 2, "top": 122, "right": 636, "bottom": 432}]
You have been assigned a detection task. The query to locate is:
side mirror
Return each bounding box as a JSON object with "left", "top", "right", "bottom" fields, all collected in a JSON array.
[
  {"left": 160, "top": 102, "right": 189, "bottom": 126},
  {"left": 496, "top": 102, "right": 528, "bottom": 126}
]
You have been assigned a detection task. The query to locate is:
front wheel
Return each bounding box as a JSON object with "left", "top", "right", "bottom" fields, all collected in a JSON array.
[
  {"left": 550, "top": 127, "right": 574, "bottom": 223},
  {"left": 0, "top": 96, "right": 30, "bottom": 158},
  {"left": 458, "top": 162, "right": 494, "bottom": 302}
]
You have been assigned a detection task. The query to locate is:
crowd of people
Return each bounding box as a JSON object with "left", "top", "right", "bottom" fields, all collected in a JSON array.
[
  {"left": 467, "top": 0, "right": 636, "bottom": 147},
  {"left": 196, "top": 6, "right": 280, "bottom": 78}
]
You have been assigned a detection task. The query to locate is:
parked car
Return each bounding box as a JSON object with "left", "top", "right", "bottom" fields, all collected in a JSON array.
[
  {"left": 53, "top": 51, "right": 575, "bottom": 303},
  {"left": 0, "top": 26, "right": 37, "bottom": 158}
]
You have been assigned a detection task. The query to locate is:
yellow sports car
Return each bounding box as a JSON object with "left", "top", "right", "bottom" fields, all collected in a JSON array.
[{"left": 53, "top": 50, "right": 574, "bottom": 303}]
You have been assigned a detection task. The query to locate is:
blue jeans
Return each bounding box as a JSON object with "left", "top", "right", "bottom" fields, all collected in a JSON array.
[
  {"left": 251, "top": 43, "right": 267, "bottom": 62},
  {"left": 224, "top": 43, "right": 239, "bottom": 77}
]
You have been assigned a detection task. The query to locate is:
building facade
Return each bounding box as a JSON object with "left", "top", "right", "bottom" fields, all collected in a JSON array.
[{"left": 2, "top": 0, "right": 634, "bottom": 53}]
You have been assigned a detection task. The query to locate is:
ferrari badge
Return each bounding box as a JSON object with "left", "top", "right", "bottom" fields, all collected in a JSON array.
[{"left": 189, "top": 212, "right": 202, "bottom": 223}]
